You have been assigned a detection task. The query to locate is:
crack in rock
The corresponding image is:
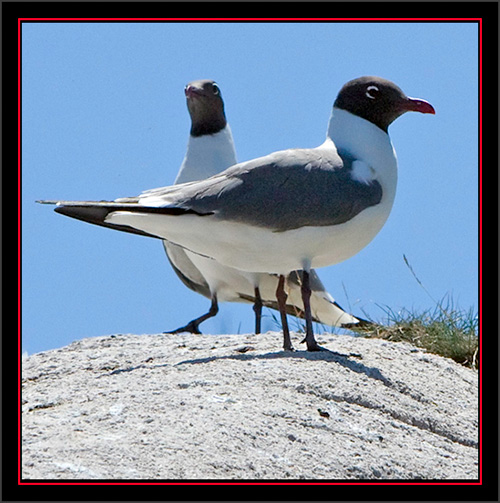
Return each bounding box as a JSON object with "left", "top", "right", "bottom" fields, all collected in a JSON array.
[{"left": 294, "top": 385, "right": 477, "bottom": 449}]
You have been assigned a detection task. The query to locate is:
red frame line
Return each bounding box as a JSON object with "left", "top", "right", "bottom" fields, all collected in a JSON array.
[{"left": 18, "top": 16, "right": 482, "bottom": 487}]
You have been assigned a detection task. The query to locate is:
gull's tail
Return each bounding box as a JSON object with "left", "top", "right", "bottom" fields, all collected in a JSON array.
[
  {"left": 37, "top": 199, "right": 209, "bottom": 239},
  {"left": 37, "top": 200, "right": 163, "bottom": 239}
]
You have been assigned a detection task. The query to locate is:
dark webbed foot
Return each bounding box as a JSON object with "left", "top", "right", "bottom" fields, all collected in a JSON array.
[
  {"left": 164, "top": 320, "right": 202, "bottom": 335},
  {"left": 163, "top": 296, "right": 218, "bottom": 336},
  {"left": 306, "top": 342, "right": 323, "bottom": 352}
]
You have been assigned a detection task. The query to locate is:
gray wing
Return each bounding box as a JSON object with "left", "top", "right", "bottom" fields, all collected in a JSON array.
[
  {"left": 141, "top": 148, "right": 383, "bottom": 232},
  {"left": 39, "top": 147, "right": 382, "bottom": 234}
]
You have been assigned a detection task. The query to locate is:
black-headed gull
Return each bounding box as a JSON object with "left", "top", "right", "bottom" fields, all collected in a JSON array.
[{"left": 39, "top": 76, "right": 434, "bottom": 351}]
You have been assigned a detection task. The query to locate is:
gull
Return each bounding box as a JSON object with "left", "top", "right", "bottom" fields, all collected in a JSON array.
[
  {"left": 165, "top": 79, "right": 364, "bottom": 335},
  {"left": 39, "top": 76, "right": 434, "bottom": 351}
]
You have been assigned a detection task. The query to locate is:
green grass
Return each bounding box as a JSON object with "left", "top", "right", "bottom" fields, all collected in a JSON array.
[
  {"left": 352, "top": 254, "right": 478, "bottom": 369},
  {"left": 355, "top": 298, "right": 479, "bottom": 370}
]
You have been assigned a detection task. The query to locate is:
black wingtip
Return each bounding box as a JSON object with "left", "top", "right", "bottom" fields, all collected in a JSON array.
[
  {"left": 53, "top": 204, "right": 161, "bottom": 239},
  {"left": 341, "top": 317, "right": 377, "bottom": 331}
]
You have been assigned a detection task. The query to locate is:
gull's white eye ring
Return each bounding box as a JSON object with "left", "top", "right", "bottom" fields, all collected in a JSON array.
[{"left": 366, "top": 85, "right": 379, "bottom": 100}]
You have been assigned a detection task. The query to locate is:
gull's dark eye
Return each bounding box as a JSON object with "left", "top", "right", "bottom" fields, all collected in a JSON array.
[
  {"left": 212, "top": 84, "right": 220, "bottom": 95},
  {"left": 365, "top": 85, "right": 379, "bottom": 100}
]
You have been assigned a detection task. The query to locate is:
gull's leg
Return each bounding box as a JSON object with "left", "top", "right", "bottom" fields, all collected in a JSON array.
[
  {"left": 164, "top": 295, "right": 219, "bottom": 335},
  {"left": 301, "top": 271, "right": 321, "bottom": 351},
  {"left": 253, "top": 287, "right": 263, "bottom": 334},
  {"left": 276, "top": 275, "right": 293, "bottom": 351}
]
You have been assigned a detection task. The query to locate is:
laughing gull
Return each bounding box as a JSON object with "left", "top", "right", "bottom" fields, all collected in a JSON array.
[
  {"left": 39, "top": 76, "right": 434, "bottom": 351},
  {"left": 165, "top": 79, "right": 364, "bottom": 335}
]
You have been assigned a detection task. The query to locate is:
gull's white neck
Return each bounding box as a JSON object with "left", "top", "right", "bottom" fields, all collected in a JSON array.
[
  {"left": 327, "top": 107, "right": 398, "bottom": 206},
  {"left": 174, "top": 124, "right": 238, "bottom": 185}
]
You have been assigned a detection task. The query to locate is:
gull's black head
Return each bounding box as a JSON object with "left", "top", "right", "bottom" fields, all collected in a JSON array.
[
  {"left": 185, "top": 79, "right": 227, "bottom": 137},
  {"left": 334, "top": 76, "right": 435, "bottom": 132}
]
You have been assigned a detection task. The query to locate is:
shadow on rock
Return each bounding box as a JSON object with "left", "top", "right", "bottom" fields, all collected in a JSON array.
[{"left": 176, "top": 347, "right": 391, "bottom": 386}]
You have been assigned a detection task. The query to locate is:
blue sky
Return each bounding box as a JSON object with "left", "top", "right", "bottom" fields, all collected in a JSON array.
[{"left": 22, "top": 21, "right": 479, "bottom": 355}]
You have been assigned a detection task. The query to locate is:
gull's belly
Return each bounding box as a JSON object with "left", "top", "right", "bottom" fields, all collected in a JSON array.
[{"left": 107, "top": 199, "right": 392, "bottom": 275}]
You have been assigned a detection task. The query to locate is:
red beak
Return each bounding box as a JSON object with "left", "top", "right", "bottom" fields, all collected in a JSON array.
[{"left": 403, "top": 97, "right": 436, "bottom": 115}]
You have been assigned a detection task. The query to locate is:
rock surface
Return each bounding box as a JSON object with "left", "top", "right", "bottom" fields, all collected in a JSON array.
[{"left": 21, "top": 331, "right": 479, "bottom": 480}]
